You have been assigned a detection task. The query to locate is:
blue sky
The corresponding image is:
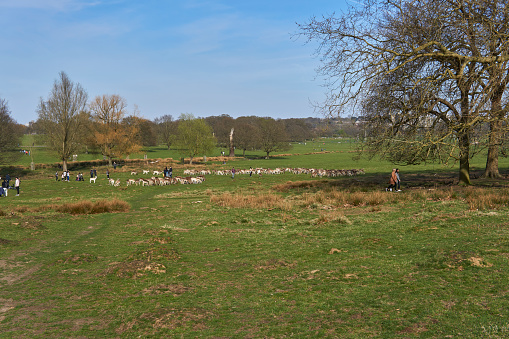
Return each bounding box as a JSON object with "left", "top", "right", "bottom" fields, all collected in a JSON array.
[{"left": 0, "top": 0, "right": 345, "bottom": 125}]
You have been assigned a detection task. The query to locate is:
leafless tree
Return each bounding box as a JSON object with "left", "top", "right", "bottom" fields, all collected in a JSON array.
[
  {"left": 37, "top": 72, "right": 88, "bottom": 171},
  {"left": 299, "top": 0, "right": 509, "bottom": 184}
]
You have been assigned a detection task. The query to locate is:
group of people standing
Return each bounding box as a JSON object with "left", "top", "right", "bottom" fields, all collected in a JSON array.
[
  {"left": 0, "top": 174, "right": 20, "bottom": 197},
  {"left": 55, "top": 171, "right": 85, "bottom": 181},
  {"left": 55, "top": 171, "right": 86, "bottom": 182},
  {"left": 163, "top": 166, "right": 173, "bottom": 178},
  {"left": 387, "top": 168, "right": 401, "bottom": 192}
]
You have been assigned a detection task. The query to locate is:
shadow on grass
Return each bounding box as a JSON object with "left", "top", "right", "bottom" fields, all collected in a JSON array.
[
  {"left": 295, "top": 168, "right": 509, "bottom": 192},
  {"left": 0, "top": 166, "right": 32, "bottom": 179}
]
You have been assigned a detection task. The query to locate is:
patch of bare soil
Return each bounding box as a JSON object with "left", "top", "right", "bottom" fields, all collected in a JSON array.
[
  {"left": 0, "top": 298, "right": 16, "bottom": 322},
  {"left": 115, "top": 308, "right": 212, "bottom": 335},
  {"left": 0, "top": 263, "right": 42, "bottom": 286},
  {"left": 101, "top": 247, "right": 179, "bottom": 278}
]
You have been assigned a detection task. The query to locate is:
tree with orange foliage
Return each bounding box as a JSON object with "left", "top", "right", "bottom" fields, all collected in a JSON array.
[{"left": 89, "top": 95, "right": 141, "bottom": 166}]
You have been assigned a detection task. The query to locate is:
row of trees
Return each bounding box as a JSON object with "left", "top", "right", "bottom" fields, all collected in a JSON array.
[
  {"left": 0, "top": 99, "right": 25, "bottom": 164},
  {"left": 300, "top": 0, "right": 509, "bottom": 185},
  {"left": 34, "top": 72, "right": 353, "bottom": 169}
]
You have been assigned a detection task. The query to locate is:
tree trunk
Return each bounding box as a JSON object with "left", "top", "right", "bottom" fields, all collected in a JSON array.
[
  {"left": 63, "top": 159, "right": 68, "bottom": 172},
  {"left": 458, "top": 131, "right": 471, "bottom": 185},
  {"left": 108, "top": 156, "right": 113, "bottom": 166},
  {"left": 483, "top": 120, "right": 502, "bottom": 178},
  {"left": 229, "top": 128, "right": 235, "bottom": 157},
  {"left": 483, "top": 93, "right": 504, "bottom": 178},
  {"left": 189, "top": 156, "right": 193, "bottom": 165}
]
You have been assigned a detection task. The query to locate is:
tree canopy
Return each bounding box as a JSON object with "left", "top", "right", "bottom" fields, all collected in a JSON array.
[
  {"left": 173, "top": 113, "right": 217, "bottom": 164},
  {"left": 89, "top": 94, "right": 141, "bottom": 165},
  {"left": 0, "top": 99, "right": 23, "bottom": 164},
  {"left": 299, "top": 0, "right": 509, "bottom": 184}
]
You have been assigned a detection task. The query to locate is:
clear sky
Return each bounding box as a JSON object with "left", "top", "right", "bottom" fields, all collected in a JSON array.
[{"left": 0, "top": 0, "right": 345, "bottom": 125}]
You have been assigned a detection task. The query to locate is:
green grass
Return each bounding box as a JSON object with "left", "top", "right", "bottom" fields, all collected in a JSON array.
[{"left": 1, "top": 139, "right": 509, "bottom": 337}]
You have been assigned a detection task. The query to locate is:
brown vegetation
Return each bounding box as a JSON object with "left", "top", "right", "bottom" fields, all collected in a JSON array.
[
  {"left": 212, "top": 181, "right": 509, "bottom": 212},
  {"left": 209, "top": 192, "right": 292, "bottom": 211},
  {"left": 33, "top": 198, "right": 130, "bottom": 215}
]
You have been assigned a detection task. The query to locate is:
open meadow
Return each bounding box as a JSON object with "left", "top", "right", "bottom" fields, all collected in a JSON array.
[{"left": 1, "top": 139, "right": 509, "bottom": 338}]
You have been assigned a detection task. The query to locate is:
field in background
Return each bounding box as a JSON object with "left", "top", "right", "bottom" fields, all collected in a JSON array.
[
  {"left": 1, "top": 138, "right": 509, "bottom": 337},
  {"left": 14, "top": 135, "right": 499, "bottom": 179}
]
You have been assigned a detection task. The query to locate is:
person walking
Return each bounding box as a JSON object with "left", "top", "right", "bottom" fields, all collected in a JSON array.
[
  {"left": 386, "top": 169, "right": 398, "bottom": 192},
  {"left": 106, "top": 169, "right": 110, "bottom": 179},
  {"left": 395, "top": 168, "right": 401, "bottom": 191},
  {"left": 231, "top": 167, "right": 236, "bottom": 179},
  {"left": 55, "top": 171, "right": 59, "bottom": 181},
  {"left": 14, "top": 177, "right": 20, "bottom": 196}
]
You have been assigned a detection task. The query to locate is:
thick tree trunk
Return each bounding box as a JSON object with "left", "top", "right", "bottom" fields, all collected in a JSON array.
[
  {"left": 63, "top": 159, "right": 68, "bottom": 172},
  {"left": 458, "top": 132, "right": 471, "bottom": 185},
  {"left": 483, "top": 93, "right": 503, "bottom": 178},
  {"left": 483, "top": 120, "right": 502, "bottom": 178}
]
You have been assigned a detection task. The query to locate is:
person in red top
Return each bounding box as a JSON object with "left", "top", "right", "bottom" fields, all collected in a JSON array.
[{"left": 386, "top": 169, "right": 398, "bottom": 192}]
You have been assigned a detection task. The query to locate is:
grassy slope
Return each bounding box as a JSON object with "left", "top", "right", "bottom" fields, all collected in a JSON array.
[{"left": 1, "top": 139, "right": 508, "bottom": 337}]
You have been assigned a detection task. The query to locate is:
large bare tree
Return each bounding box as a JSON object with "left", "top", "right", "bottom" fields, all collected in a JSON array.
[
  {"left": 37, "top": 72, "right": 88, "bottom": 171},
  {"left": 299, "top": 0, "right": 509, "bottom": 185}
]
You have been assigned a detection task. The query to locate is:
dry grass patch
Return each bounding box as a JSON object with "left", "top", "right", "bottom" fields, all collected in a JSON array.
[
  {"left": 52, "top": 199, "right": 130, "bottom": 215},
  {"left": 314, "top": 210, "right": 352, "bottom": 225},
  {"left": 299, "top": 189, "right": 397, "bottom": 208},
  {"left": 465, "top": 187, "right": 509, "bottom": 210},
  {"left": 210, "top": 192, "right": 292, "bottom": 210},
  {"left": 273, "top": 180, "right": 323, "bottom": 192}
]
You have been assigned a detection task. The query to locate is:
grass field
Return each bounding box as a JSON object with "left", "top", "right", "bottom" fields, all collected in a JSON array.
[{"left": 1, "top": 138, "right": 509, "bottom": 338}]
